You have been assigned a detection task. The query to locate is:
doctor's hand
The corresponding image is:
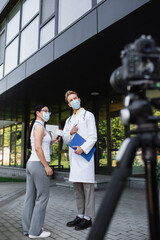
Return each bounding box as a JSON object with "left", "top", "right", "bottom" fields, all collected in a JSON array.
[
  {"left": 52, "top": 136, "right": 61, "bottom": 144},
  {"left": 73, "top": 146, "right": 84, "bottom": 155},
  {"left": 70, "top": 124, "right": 78, "bottom": 135}
]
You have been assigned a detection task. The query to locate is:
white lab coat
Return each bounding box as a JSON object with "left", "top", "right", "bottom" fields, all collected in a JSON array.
[{"left": 63, "top": 108, "right": 97, "bottom": 183}]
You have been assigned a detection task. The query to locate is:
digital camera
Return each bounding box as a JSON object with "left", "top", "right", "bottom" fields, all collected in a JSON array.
[{"left": 110, "top": 35, "right": 160, "bottom": 93}]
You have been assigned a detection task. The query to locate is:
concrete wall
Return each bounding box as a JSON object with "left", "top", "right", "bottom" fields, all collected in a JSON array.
[{"left": 0, "top": 166, "right": 26, "bottom": 179}]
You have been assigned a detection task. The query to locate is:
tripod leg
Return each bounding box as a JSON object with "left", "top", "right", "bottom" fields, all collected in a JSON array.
[
  {"left": 142, "top": 141, "right": 160, "bottom": 240},
  {"left": 87, "top": 137, "right": 140, "bottom": 240}
]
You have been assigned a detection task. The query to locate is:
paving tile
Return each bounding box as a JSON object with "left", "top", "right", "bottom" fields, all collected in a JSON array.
[{"left": 0, "top": 182, "right": 150, "bottom": 240}]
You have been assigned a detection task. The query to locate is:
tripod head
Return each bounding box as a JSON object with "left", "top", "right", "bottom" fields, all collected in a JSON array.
[{"left": 120, "top": 90, "right": 160, "bottom": 129}]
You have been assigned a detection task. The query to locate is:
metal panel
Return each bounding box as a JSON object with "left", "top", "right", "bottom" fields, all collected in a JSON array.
[
  {"left": 6, "top": 62, "right": 25, "bottom": 90},
  {"left": 54, "top": 9, "right": 97, "bottom": 60},
  {"left": 0, "top": 77, "right": 7, "bottom": 94},
  {"left": 26, "top": 41, "right": 54, "bottom": 77},
  {"left": 98, "top": 0, "right": 150, "bottom": 32}
]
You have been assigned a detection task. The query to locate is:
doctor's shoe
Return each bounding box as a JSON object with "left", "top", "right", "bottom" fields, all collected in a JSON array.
[
  {"left": 75, "top": 218, "right": 92, "bottom": 230},
  {"left": 29, "top": 231, "right": 51, "bottom": 238},
  {"left": 66, "top": 216, "right": 82, "bottom": 227}
]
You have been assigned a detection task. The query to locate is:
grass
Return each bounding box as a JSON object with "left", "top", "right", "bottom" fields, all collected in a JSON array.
[
  {"left": 0, "top": 177, "right": 26, "bottom": 182},
  {"left": 50, "top": 159, "right": 69, "bottom": 169}
]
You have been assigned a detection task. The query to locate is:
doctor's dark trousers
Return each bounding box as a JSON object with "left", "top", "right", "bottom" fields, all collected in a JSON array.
[
  {"left": 22, "top": 161, "right": 50, "bottom": 236},
  {"left": 73, "top": 182, "right": 95, "bottom": 218}
]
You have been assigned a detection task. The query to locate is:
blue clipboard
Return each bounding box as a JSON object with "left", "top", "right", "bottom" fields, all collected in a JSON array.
[{"left": 69, "top": 133, "right": 96, "bottom": 162}]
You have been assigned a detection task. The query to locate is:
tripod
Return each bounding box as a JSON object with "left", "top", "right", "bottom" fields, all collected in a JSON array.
[{"left": 87, "top": 92, "right": 160, "bottom": 240}]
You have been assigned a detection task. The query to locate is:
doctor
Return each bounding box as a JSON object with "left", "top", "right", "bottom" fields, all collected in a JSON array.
[{"left": 63, "top": 90, "right": 97, "bottom": 230}]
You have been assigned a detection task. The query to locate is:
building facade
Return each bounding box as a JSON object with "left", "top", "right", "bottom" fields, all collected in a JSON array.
[{"left": 0, "top": 0, "right": 158, "bottom": 176}]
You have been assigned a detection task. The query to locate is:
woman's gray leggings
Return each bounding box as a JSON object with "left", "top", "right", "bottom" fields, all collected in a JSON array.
[{"left": 22, "top": 161, "right": 50, "bottom": 236}]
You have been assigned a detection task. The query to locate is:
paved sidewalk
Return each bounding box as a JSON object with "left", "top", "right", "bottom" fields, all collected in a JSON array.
[{"left": 0, "top": 180, "right": 149, "bottom": 240}]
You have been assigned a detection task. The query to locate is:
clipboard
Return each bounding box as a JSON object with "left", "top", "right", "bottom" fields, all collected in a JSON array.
[{"left": 69, "top": 133, "right": 96, "bottom": 162}]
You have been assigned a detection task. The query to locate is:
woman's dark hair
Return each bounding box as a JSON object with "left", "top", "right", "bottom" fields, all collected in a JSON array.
[{"left": 28, "top": 105, "right": 46, "bottom": 149}]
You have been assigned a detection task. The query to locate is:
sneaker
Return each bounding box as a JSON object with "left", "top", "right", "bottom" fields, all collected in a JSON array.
[
  {"left": 29, "top": 231, "right": 51, "bottom": 238},
  {"left": 24, "top": 228, "right": 44, "bottom": 236}
]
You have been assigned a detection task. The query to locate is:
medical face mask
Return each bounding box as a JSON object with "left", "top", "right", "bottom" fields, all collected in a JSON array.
[
  {"left": 70, "top": 99, "right": 80, "bottom": 110},
  {"left": 42, "top": 112, "right": 50, "bottom": 122}
]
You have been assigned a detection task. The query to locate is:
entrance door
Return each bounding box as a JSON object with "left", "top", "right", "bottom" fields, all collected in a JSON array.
[{"left": 97, "top": 96, "right": 125, "bottom": 174}]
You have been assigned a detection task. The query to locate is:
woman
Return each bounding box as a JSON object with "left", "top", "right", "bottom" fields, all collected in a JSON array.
[{"left": 22, "top": 105, "right": 59, "bottom": 239}]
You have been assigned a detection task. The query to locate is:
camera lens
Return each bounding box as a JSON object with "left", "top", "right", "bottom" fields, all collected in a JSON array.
[
  {"left": 143, "top": 43, "right": 152, "bottom": 53},
  {"left": 141, "top": 39, "right": 155, "bottom": 53},
  {"left": 110, "top": 66, "right": 127, "bottom": 93}
]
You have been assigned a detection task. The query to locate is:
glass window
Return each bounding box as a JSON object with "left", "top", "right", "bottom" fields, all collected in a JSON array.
[
  {"left": 97, "top": 0, "right": 103, "bottom": 3},
  {"left": 6, "top": 2, "right": 20, "bottom": 45},
  {"left": 40, "top": 18, "right": 55, "bottom": 47},
  {"left": 3, "top": 147, "right": 10, "bottom": 165},
  {"left": 16, "top": 124, "right": 22, "bottom": 145},
  {"left": 0, "top": 31, "right": 5, "bottom": 64},
  {"left": 99, "top": 119, "right": 107, "bottom": 170},
  {"left": 58, "top": 0, "right": 92, "bottom": 32},
  {"left": 0, "top": 24, "right": 5, "bottom": 79},
  {"left": 4, "top": 37, "right": 19, "bottom": 75},
  {"left": 4, "top": 127, "right": 10, "bottom": 147},
  {"left": 0, "top": 64, "right": 3, "bottom": 79},
  {"left": 16, "top": 145, "right": 21, "bottom": 166},
  {"left": 20, "top": 17, "right": 39, "bottom": 63},
  {"left": 10, "top": 153, "right": 16, "bottom": 166},
  {"left": 0, "top": 134, "right": 3, "bottom": 166},
  {"left": 22, "top": 0, "right": 39, "bottom": 28},
  {"left": 3, "top": 127, "right": 10, "bottom": 166},
  {"left": 41, "top": 0, "right": 55, "bottom": 23},
  {"left": 111, "top": 116, "right": 125, "bottom": 168},
  {"left": 11, "top": 131, "right": 16, "bottom": 153}
]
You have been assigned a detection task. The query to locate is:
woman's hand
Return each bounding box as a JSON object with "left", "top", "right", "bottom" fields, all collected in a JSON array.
[{"left": 45, "top": 165, "right": 53, "bottom": 176}]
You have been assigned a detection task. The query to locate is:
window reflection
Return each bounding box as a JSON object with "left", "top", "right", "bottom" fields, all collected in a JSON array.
[
  {"left": 6, "top": 2, "right": 20, "bottom": 45},
  {"left": 0, "top": 123, "right": 22, "bottom": 167},
  {"left": 97, "top": 0, "right": 103, "bottom": 3},
  {"left": 3, "top": 127, "right": 10, "bottom": 166},
  {"left": 0, "top": 133, "right": 3, "bottom": 166},
  {"left": 22, "top": 0, "right": 39, "bottom": 28},
  {"left": 0, "top": 64, "right": 3, "bottom": 79},
  {"left": 20, "top": 17, "right": 39, "bottom": 63},
  {"left": 41, "top": 0, "right": 55, "bottom": 23},
  {"left": 4, "top": 37, "right": 19, "bottom": 75},
  {"left": 16, "top": 145, "right": 22, "bottom": 166},
  {"left": 0, "top": 31, "right": 5, "bottom": 64},
  {"left": 40, "top": 18, "right": 55, "bottom": 47},
  {"left": 58, "top": 0, "right": 92, "bottom": 32}
]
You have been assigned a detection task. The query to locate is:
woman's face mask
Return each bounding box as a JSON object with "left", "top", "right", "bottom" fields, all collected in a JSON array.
[
  {"left": 70, "top": 99, "right": 80, "bottom": 110},
  {"left": 42, "top": 112, "right": 50, "bottom": 122}
]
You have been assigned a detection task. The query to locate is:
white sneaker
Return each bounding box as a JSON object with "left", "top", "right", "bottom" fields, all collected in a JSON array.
[{"left": 29, "top": 231, "right": 51, "bottom": 238}]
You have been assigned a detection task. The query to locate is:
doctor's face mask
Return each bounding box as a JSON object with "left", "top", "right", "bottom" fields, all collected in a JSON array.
[
  {"left": 70, "top": 99, "right": 80, "bottom": 110},
  {"left": 67, "top": 93, "right": 81, "bottom": 110}
]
